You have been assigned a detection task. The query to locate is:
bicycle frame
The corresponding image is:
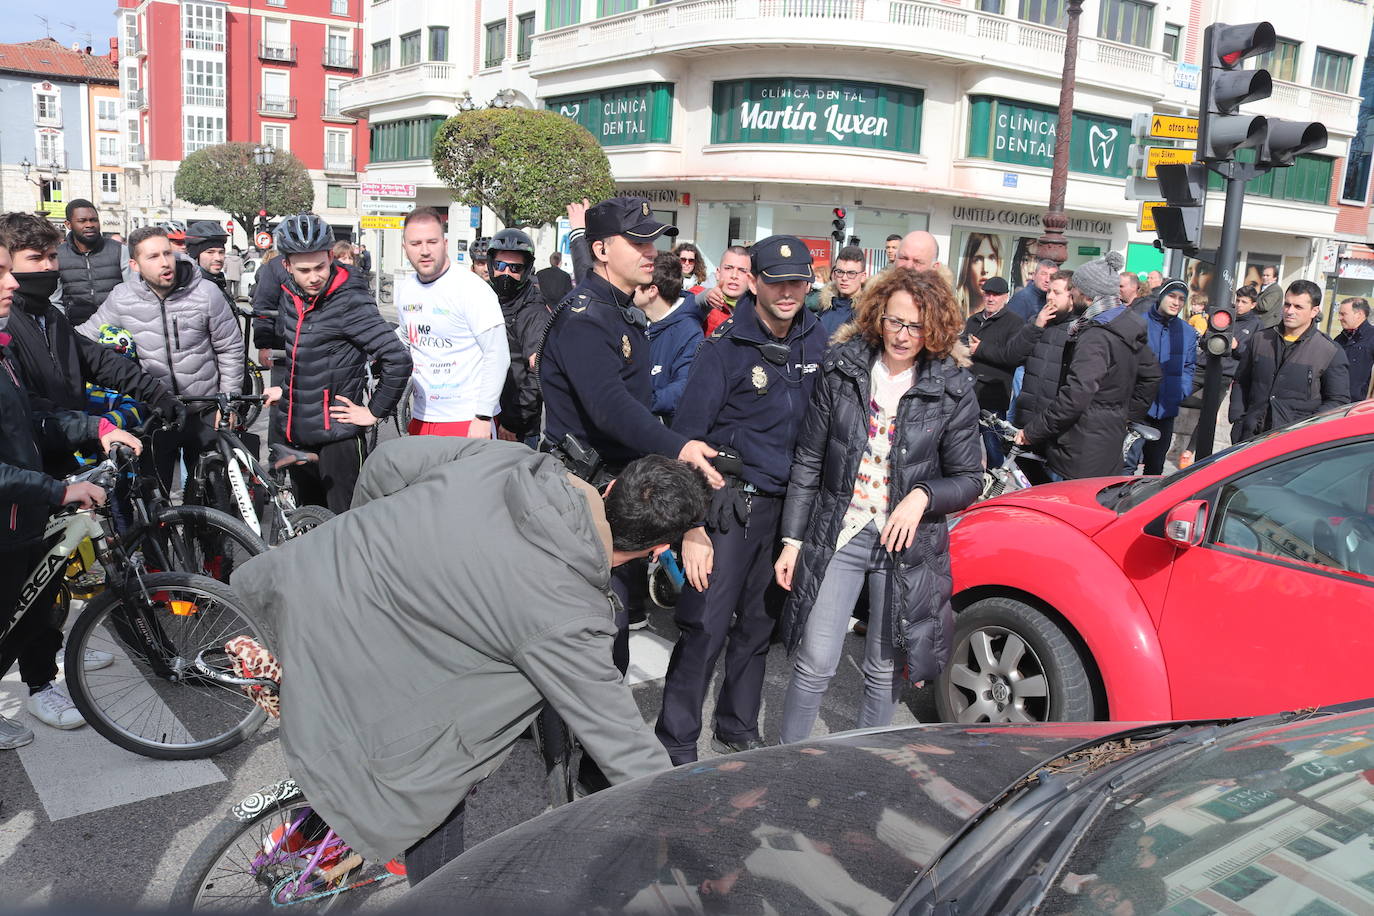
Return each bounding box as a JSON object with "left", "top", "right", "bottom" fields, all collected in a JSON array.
[
  {"left": 208, "top": 427, "right": 298, "bottom": 539},
  {"left": 2, "top": 511, "right": 103, "bottom": 646}
]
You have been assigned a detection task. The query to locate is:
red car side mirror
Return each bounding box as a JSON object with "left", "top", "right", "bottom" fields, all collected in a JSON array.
[{"left": 1165, "top": 500, "right": 1209, "bottom": 548}]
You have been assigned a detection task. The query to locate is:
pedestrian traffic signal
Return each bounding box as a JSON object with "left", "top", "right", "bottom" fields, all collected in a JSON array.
[
  {"left": 1198, "top": 22, "right": 1274, "bottom": 162},
  {"left": 259, "top": 209, "right": 267, "bottom": 218},
  {"left": 1204, "top": 298, "right": 1236, "bottom": 357},
  {"left": 1257, "top": 118, "right": 1329, "bottom": 168},
  {"left": 831, "top": 208, "right": 847, "bottom": 242},
  {"left": 1153, "top": 162, "right": 1209, "bottom": 252}
]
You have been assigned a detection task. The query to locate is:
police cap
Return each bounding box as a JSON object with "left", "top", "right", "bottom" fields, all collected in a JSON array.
[
  {"left": 750, "top": 235, "right": 814, "bottom": 283},
  {"left": 585, "top": 197, "right": 679, "bottom": 243}
]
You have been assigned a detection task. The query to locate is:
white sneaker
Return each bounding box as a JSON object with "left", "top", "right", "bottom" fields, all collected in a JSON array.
[
  {"left": 27, "top": 684, "right": 86, "bottom": 730},
  {"left": 0, "top": 714, "right": 34, "bottom": 749},
  {"left": 57, "top": 649, "right": 114, "bottom": 671}
]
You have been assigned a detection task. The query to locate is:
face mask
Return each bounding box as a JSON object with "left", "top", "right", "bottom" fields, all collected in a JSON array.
[
  {"left": 489, "top": 273, "right": 525, "bottom": 303},
  {"left": 14, "top": 270, "right": 59, "bottom": 306}
]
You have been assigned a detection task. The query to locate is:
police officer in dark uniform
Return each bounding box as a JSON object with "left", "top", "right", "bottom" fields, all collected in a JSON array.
[{"left": 655, "top": 235, "right": 826, "bottom": 764}]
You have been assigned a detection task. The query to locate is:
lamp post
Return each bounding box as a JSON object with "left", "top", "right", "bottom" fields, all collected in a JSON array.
[
  {"left": 1036, "top": 0, "right": 1085, "bottom": 266},
  {"left": 252, "top": 144, "right": 275, "bottom": 243}
]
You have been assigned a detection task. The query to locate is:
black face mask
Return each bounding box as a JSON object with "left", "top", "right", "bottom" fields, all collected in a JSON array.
[
  {"left": 489, "top": 273, "right": 527, "bottom": 303},
  {"left": 14, "top": 270, "right": 60, "bottom": 307}
]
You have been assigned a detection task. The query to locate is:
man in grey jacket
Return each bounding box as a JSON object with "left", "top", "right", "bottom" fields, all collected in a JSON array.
[{"left": 230, "top": 438, "right": 710, "bottom": 885}]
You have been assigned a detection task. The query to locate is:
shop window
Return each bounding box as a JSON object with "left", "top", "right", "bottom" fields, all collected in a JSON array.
[
  {"left": 966, "top": 95, "right": 1128, "bottom": 178},
  {"left": 1098, "top": 0, "right": 1152, "bottom": 48},
  {"left": 369, "top": 116, "right": 445, "bottom": 163}
]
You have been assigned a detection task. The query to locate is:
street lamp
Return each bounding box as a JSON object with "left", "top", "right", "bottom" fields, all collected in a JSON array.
[
  {"left": 1036, "top": 0, "right": 1085, "bottom": 266},
  {"left": 488, "top": 88, "right": 517, "bottom": 109},
  {"left": 252, "top": 144, "right": 275, "bottom": 243},
  {"left": 456, "top": 91, "right": 477, "bottom": 112}
]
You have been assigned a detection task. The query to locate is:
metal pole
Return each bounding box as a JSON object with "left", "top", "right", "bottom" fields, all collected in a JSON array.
[{"left": 1195, "top": 164, "right": 1247, "bottom": 460}]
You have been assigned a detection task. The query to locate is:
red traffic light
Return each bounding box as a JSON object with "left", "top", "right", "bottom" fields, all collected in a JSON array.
[
  {"left": 259, "top": 209, "right": 267, "bottom": 218},
  {"left": 833, "top": 208, "right": 846, "bottom": 219},
  {"left": 1210, "top": 310, "right": 1233, "bottom": 331}
]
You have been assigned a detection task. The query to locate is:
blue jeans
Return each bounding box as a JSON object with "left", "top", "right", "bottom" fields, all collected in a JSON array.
[
  {"left": 779, "top": 524, "right": 901, "bottom": 744},
  {"left": 1006, "top": 366, "right": 1026, "bottom": 425}
]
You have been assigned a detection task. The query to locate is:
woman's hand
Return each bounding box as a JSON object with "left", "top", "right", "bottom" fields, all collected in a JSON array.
[
  {"left": 681, "top": 526, "right": 714, "bottom": 592},
  {"left": 774, "top": 543, "right": 800, "bottom": 591},
  {"left": 881, "top": 488, "right": 930, "bottom": 553}
]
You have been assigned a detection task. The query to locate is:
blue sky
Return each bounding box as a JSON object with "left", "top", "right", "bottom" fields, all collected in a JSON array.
[{"left": 16, "top": 0, "right": 118, "bottom": 52}]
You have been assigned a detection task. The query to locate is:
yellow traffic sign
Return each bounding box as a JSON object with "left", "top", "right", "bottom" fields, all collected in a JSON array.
[
  {"left": 1145, "top": 146, "right": 1196, "bottom": 177},
  {"left": 1149, "top": 115, "right": 1199, "bottom": 141},
  {"left": 1139, "top": 201, "right": 1166, "bottom": 233},
  {"left": 360, "top": 215, "right": 404, "bottom": 230}
]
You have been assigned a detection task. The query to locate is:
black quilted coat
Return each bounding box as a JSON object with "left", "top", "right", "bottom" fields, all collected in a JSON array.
[{"left": 779, "top": 334, "right": 983, "bottom": 683}]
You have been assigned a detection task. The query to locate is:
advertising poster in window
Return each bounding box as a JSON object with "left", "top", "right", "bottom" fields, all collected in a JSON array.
[{"left": 950, "top": 228, "right": 1110, "bottom": 316}]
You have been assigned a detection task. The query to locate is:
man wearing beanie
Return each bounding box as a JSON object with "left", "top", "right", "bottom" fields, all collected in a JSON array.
[
  {"left": 1016, "top": 251, "right": 1161, "bottom": 479},
  {"left": 1124, "top": 278, "right": 1196, "bottom": 475},
  {"left": 186, "top": 220, "right": 232, "bottom": 304}
]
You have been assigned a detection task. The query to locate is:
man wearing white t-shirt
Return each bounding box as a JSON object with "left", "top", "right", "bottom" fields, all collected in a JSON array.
[{"left": 397, "top": 208, "right": 509, "bottom": 438}]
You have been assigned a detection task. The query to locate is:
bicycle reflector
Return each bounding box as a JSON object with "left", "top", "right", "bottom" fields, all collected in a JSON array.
[{"left": 169, "top": 600, "right": 200, "bottom": 616}]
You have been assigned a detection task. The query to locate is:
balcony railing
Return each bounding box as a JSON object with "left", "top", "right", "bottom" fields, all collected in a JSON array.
[
  {"left": 100, "top": 189, "right": 120, "bottom": 204},
  {"left": 96, "top": 114, "right": 120, "bottom": 131},
  {"left": 259, "top": 42, "right": 297, "bottom": 63},
  {"left": 184, "top": 30, "right": 225, "bottom": 52},
  {"left": 97, "top": 149, "right": 121, "bottom": 166},
  {"left": 129, "top": 143, "right": 146, "bottom": 161},
  {"left": 324, "top": 155, "right": 355, "bottom": 174},
  {"left": 322, "top": 47, "right": 358, "bottom": 70},
  {"left": 185, "top": 88, "right": 226, "bottom": 108},
  {"left": 257, "top": 94, "right": 297, "bottom": 117},
  {"left": 335, "top": 61, "right": 456, "bottom": 116},
  {"left": 134, "top": 89, "right": 147, "bottom": 110},
  {"left": 322, "top": 98, "right": 355, "bottom": 120}
]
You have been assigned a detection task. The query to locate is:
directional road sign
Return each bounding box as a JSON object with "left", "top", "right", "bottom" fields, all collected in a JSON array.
[
  {"left": 1147, "top": 115, "right": 1199, "bottom": 141},
  {"left": 1138, "top": 201, "right": 1166, "bottom": 233},
  {"left": 1145, "top": 146, "right": 1197, "bottom": 177},
  {"left": 360, "top": 215, "right": 405, "bottom": 230}
]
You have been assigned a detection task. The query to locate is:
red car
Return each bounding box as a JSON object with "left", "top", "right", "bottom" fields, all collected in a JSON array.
[{"left": 940, "top": 401, "right": 1374, "bottom": 725}]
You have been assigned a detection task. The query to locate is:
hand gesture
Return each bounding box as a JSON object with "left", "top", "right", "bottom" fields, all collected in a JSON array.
[
  {"left": 329, "top": 395, "right": 377, "bottom": 427},
  {"left": 682, "top": 526, "right": 714, "bottom": 592},
  {"left": 775, "top": 543, "right": 800, "bottom": 591},
  {"left": 62, "top": 482, "right": 106, "bottom": 509},
  {"left": 566, "top": 198, "right": 590, "bottom": 230},
  {"left": 678, "top": 440, "right": 723, "bottom": 488},
  {"left": 967, "top": 334, "right": 981, "bottom": 355},
  {"left": 705, "top": 286, "right": 727, "bottom": 311},
  {"left": 99, "top": 426, "right": 143, "bottom": 456},
  {"left": 1035, "top": 302, "right": 1057, "bottom": 328},
  {"left": 880, "top": 488, "right": 929, "bottom": 553}
]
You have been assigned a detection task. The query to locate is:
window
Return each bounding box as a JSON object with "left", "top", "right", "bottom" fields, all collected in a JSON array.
[
  {"left": 266, "top": 0, "right": 285, "bottom": 6},
  {"left": 977, "top": 0, "right": 1005, "bottom": 11},
  {"left": 1313, "top": 48, "right": 1354, "bottom": 93},
  {"left": 96, "top": 97, "right": 120, "bottom": 125},
  {"left": 1251, "top": 37, "right": 1300, "bottom": 82},
  {"left": 517, "top": 14, "right": 534, "bottom": 61},
  {"left": 262, "top": 18, "right": 293, "bottom": 61},
  {"left": 429, "top": 26, "right": 449, "bottom": 62},
  {"left": 184, "top": 58, "right": 226, "bottom": 107},
  {"left": 182, "top": 2, "right": 226, "bottom": 51},
  {"left": 399, "top": 30, "right": 421, "bottom": 67},
  {"left": 484, "top": 20, "right": 506, "bottom": 68},
  {"left": 100, "top": 172, "right": 119, "bottom": 195},
  {"left": 122, "top": 12, "right": 138, "bottom": 49},
  {"left": 1018, "top": 0, "right": 1066, "bottom": 28},
  {"left": 1098, "top": 0, "right": 1152, "bottom": 47},
  {"left": 263, "top": 124, "right": 288, "bottom": 150},
  {"left": 325, "top": 78, "right": 346, "bottom": 117},
  {"left": 126, "top": 120, "right": 140, "bottom": 150},
  {"left": 325, "top": 28, "right": 352, "bottom": 67},
  {"left": 1213, "top": 867, "right": 1276, "bottom": 902},
  {"left": 1163, "top": 22, "right": 1182, "bottom": 61},
  {"left": 327, "top": 184, "right": 347, "bottom": 209},
  {"left": 34, "top": 90, "right": 60, "bottom": 125},
  {"left": 35, "top": 129, "right": 63, "bottom": 165},
  {"left": 331, "top": 0, "right": 348, "bottom": 13},
  {"left": 1205, "top": 148, "right": 1334, "bottom": 205},
  {"left": 598, "top": 0, "right": 637, "bottom": 13},
  {"left": 546, "top": 0, "right": 580, "bottom": 29},
  {"left": 261, "top": 70, "right": 291, "bottom": 114},
  {"left": 369, "top": 115, "right": 445, "bottom": 163},
  {"left": 183, "top": 114, "right": 225, "bottom": 153},
  {"left": 97, "top": 136, "right": 120, "bottom": 166},
  {"left": 1344, "top": 147, "right": 1372, "bottom": 204},
  {"left": 1213, "top": 440, "right": 1374, "bottom": 581},
  {"left": 371, "top": 39, "right": 390, "bottom": 73},
  {"left": 325, "top": 130, "right": 352, "bottom": 170}
]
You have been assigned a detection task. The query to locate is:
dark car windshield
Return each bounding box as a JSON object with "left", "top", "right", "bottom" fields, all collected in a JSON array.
[{"left": 1037, "top": 710, "right": 1374, "bottom": 914}]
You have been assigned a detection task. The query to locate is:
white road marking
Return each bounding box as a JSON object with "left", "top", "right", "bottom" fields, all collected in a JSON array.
[{"left": 626, "top": 629, "right": 674, "bottom": 686}]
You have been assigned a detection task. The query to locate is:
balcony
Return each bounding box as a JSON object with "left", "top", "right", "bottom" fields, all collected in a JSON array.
[
  {"left": 322, "top": 98, "right": 356, "bottom": 122},
  {"left": 257, "top": 94, "right": 297, "bottom": 117},
  {"left": 185, "top": 30, "right": 226, "bottom": 53},
  {"left": 100, "top": 189, "right": 120, "bottom": 204},
  {"left": 97, "top": 113, "right": 120, "bottom": 131},
  {"left": 324, "top": 155, "right": 355, "bottom": 174},
  {"left": 132, "top": 89, "right": 147, "bottom": 110},
  {"left": 185, "top": 89, "right": 227, "bottom": 109},
  {"left": 129, "top": 143, "right": 146, "bottom": 162},
  {"left": 126, "top": 34, "right": 145, "bottom": 56},
  {"left": 97, "top": 149, "right": 121, "bottom": 167},
  {"left": 530, "top": 0, "right": 1170, "bottom": 99},
  {"left": 259, "top": 42, "right": 297, "bottom": 63},
  {"left": 337, "top": 61, "right": 457, "bottom": 117},
  {"left": 322, "top": 47, "right": 358, "bottom": 70}
]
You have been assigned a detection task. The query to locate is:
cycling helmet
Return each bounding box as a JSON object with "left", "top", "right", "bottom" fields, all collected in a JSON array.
[
  {"left": 274, "top": 213, "right": 335, "bottom": 255},
  {"left": 489, "top": 229, "right": 535, "bottom": 258},
  {"left": 470, "top": 237, "right": 491, "bottom": 262},
  {"left": 160, "top": 220, "right": 188, "bottom": 241},
  {"left": 97, "top": 324, "right": 138, "bottom": 360}
]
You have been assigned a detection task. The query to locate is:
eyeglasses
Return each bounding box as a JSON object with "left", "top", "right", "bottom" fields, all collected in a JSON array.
[
  {"left": 831, "top": 269, "right": 863, "bottom": 280},
  {"left": 492, "top": 259, "right": 526, "bottom": 275},
  {"left": 880, "top": 315, "right": 925, "bottom": 336}
]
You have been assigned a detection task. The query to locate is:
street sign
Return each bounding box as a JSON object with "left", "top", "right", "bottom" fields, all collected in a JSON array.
[
  {"left": 254, "top": 230, "right": 272, "bottom": 250},
  {"left": 360, "top": 197, "right": 409, "bottom": 215},
  {"left": 359, "top": 181, "right": 416, "bottom": 199},
  {"left": 469, "top": 205, "right": 481, "bottom": 229},
  {"left": 1138, "top": 201, "right": 1166, "bottom": 233},
  {"left": 1147, "top": 114, "right": 1199, "bottom": 141},
  {"left": 360, "top": 215, "right": 405, "bottom": 230},
  {"left": 1145, "top": 146, "right": 1196, "bottom": 177}
]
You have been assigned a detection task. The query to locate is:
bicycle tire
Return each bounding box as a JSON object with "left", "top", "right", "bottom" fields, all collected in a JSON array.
[
  {"left": 173, "top": 786, "right": 368, "bottom": 911},
  {"left": 135, "top": 504, "right": 268, "bottom": 582},
  {"left": 64, "top": 572, "right": 270, "bottom": 760},
  {"left": 240, "top": 363, "right": 266, "bottom": 429},
  {"left": 285, "top": 505, "right": 334, "bottom": 537}
]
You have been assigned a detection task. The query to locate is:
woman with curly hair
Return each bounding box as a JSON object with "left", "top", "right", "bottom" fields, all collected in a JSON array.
[
  {"left": 673, "top": 242, "right": 708, "bottom": 295},
  {"left": 774, "top": 268, "right": 983, "bottom": 741}
]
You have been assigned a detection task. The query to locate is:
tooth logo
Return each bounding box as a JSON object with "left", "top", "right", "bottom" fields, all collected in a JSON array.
[
  {"left": 559, "top": 104, "right": 581, "bottom": 119},
  {"left": 1089, "top": 125, "right": 1118, "bottom": 169}
]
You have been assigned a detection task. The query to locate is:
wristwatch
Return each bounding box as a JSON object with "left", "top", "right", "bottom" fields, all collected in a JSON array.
[{"left": 474, "top": 414, "right": 494, "bottom": 422}]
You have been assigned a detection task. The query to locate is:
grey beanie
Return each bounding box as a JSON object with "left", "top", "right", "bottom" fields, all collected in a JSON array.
[{"left": 1072, "top": 250, "right": 1125, "bottom": 301}]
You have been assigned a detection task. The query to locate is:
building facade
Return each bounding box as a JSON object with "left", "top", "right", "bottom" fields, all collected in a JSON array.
[
  {"left": 0, "top": 38, "right": 124, "bottom": 231},
  {"left": 116, "top": 0, "right": 368, "bottom": 246}
]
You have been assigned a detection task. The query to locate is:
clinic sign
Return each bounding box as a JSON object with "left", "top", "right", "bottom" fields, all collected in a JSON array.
[
  {"left": 967, "top": 96, "right": 1130, "bottom": 179},
  {"left": 546, "top": 83, "right": 674, "bottom": 147},
  {"left": 710, "top": 78, "right": 923, "bottom": 153}
]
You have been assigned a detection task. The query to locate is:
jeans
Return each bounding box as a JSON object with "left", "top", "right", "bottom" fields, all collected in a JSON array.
[
  {"left": 404, "top": 797, "right": 466, "bottom": 887},
  {"left": 779, "top": 524, "right": 901, "bottom": 744},
  {"left": 1006, "top": 366, "right": 1026, "bottom": 425}
]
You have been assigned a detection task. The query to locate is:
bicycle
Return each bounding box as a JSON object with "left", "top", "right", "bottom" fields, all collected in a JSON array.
[
  {"left": 7, "top": 446, "right": 274, "bottom": 759},
  {"left": 232, "top": 301, "right": 269, "bottom": 430},
  {"left": 647, "top": 547, "right": 686, "bottom": 609},
  {"left": 979, "top": 411, "right": 1050, "bottom": 500},
  {"left": 178, "top": 393, "right": 335, "bottom": 548},
  {"left": 362, "top": 357, "right": 411, "bottom": 451}
]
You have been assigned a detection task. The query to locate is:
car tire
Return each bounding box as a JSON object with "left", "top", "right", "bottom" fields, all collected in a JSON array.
[{"left": 936, "top": 596, "right": 1095, "bottom": 724}]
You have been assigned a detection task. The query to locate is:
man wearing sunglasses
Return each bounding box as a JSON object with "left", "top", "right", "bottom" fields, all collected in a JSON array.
[{"left": 487, "top": 229, "right": 551, "bottom": 441}]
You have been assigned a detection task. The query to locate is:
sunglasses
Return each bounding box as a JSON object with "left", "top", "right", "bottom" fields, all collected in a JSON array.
[
  {"left": 679, "top": 255, "right": 696, "bottom": 263},
  {"left": 492, "top": 259, "right": 526, "bottom": 275}
]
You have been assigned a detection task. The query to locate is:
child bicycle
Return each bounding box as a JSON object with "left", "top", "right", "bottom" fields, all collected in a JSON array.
[{"left": 7, "top": 445, "right": 273, "bottom": 759}]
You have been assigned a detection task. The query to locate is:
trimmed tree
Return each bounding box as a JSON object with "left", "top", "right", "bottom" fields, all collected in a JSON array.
[
  {"left": 431, "top": 107, "right": 615, "bottom": 228},
  {"left": 174, "top": 142, "right": 314, "bottom": 246}
]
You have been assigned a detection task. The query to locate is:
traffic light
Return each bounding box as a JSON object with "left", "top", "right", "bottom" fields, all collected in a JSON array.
[
  {"left": 847, "top": 235, "right": 861, "bottom": 247},
  {"left": 1258, "top": 118, "right": 1328, "bottom": 168},
  {"left": 1204, "top": 296, "right": 1236, "bottom": 357},
  {"left": 1153, "top": 162, "right": 1208, "bottom": 252},
  {"left": 831, "top": 208, "right": 846, "bottom": 242},
  {"left": 1198, "top": 22, "right": 1274, "bottom": 161}
]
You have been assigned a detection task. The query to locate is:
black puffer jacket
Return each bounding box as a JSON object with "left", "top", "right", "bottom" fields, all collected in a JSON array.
[
  {"left": 272, "top": 264, "right": 413, "bottom": 447},
  {"left": 1012, "top": 312, "right": 1073, "bottom": 428},
  {"left": 0, "top": 336, "right": 99, "bottom": 550},
  {"left": 1023, "top": 305, "right": 1162, "bottom": 479},
  {"left": 964, "top": 307, "right": 1028, "bottom": 412},
  {"left": 1233, "top": 324, "right": 1350, "bottom": 440},
  {"left": 497, "top": 278, "right": 551, "bottom": 437},
  {"left": 779, "top": 334, "right": 983, "bottom": 683},
  {"left": 251, "top": 256, "right": 290, "bottom": 352},
  {"left": 57, "top": 233, "right": 128, "bottom": 326},
  {"left": 200, "top": 266, "right": 232, "bottom": 304}
]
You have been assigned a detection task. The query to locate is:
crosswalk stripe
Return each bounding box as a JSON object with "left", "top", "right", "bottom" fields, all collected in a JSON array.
[{"left": 626, "top": 629, "right": 674, "bottom": 686}]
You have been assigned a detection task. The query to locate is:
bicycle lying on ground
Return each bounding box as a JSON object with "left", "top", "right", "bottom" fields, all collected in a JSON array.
[{"left": 7, "top": 446, "right": 273, "bottom": 759}]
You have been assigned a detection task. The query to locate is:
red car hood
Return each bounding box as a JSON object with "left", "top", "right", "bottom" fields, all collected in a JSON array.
[{"left": 960, "top": 476, "right": 1124, "bottom": 537}]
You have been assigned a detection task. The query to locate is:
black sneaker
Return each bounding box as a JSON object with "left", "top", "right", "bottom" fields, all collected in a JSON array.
[
  {"left": 711, "top": 735, "right": 767, "bottom": 755},
  {"left": 627, "top": 608, "right": 649, "bottom": 630}
]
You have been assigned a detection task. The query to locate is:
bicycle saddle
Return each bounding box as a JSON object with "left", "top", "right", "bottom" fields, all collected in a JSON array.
[
  {"left": 268, "top": 444, "right": 320, "bottom": 470},
  {"left": 1130, "top": 423, "right": 1162, "bottom": 442}
]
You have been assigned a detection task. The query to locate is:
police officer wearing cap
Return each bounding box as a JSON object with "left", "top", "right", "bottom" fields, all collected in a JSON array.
[
  {"left": 538, "top": 196, "right": 723, "bottom": 665},
  {"left": 655, "top": 235, "right": 826, "bottom": 764}
]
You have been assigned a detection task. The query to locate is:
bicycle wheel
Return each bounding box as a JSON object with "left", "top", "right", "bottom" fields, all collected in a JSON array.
[
  {"left": 240, "top": 363, "right": 265, "bottom": 429},
  {"left": 285, "top": 505, "right": 334, "bottom": 537},
  {"left": 135, "top": 504, "right": 267, "bottom": 582},
  {"left": 65, "top": 572, "right": 270, "bottom": 759}
]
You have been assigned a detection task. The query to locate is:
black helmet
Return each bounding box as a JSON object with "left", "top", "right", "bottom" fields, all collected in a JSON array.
[
  {"left": 489, "top": 228, "right": 535, "bottom": 257},
  {"left": 274, "top": 213, "right": 334, "bottom": 255},
  {"left": 470, "top": 237, "right": 491, "bottom": 262}
]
